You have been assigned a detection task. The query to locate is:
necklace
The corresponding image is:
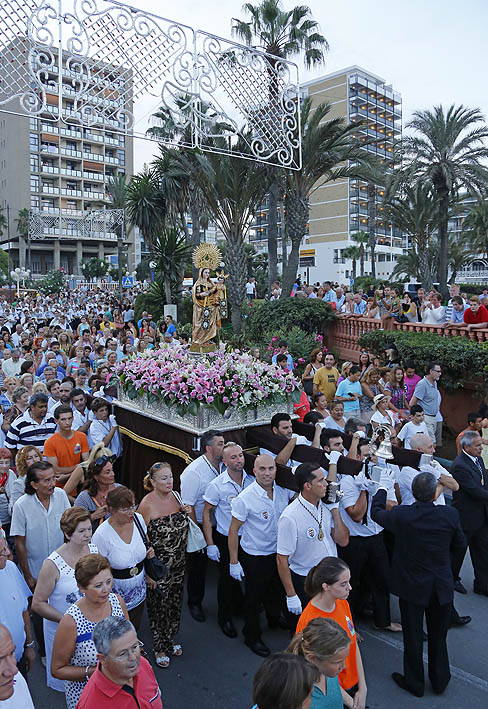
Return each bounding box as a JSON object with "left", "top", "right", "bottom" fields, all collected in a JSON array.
[
  {"left": 298, "top": 498, "right": 324, "bottom": 541},
  {"left": 227, "top": 473, "right": 244, "bottom": 495}
]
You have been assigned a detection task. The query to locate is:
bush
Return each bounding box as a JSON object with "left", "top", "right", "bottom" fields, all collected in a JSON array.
[
  {"left": 353, "top": 276, "right": 406, "bottom": 292},
  {"left": 358, "top": 329, "right": 488, "bottom": 391},
  {"left": 178, "top": 295, "right": 193, "bottom": 325},
  {"left": 263, "top": 326, "right": 317, "bottom": 370},
  {"left": 245, "top": 298, "right": 335, "bottom": 342},
  {"left": 456, "top": 283, "right": 488, "bottom": 296},
  {"left": 39, "top": 269, "right": 66, "bottom": 295},
  {"left": 134, "top": 293, "right": 165, "bottom": 324}
]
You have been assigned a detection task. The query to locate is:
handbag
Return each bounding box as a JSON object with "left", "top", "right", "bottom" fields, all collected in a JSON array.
[
  {"left": 173, "top": 491, "right": 207, "bottom": 553},
  {"left": 133, "top": 514, "right": 167, "bottom": 582}
]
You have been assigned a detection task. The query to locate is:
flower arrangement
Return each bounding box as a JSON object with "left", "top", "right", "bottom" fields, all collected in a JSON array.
[{"left": 115, "top": 345, "right": 302, "bottom": 417}]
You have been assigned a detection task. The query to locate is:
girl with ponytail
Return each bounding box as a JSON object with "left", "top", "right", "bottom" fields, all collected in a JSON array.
[
  {"left": 287, "top": 617, "right": 351, "bottom": 708},
  {"left": 296, "top": 557, "right": 367, "bottom": 709}
]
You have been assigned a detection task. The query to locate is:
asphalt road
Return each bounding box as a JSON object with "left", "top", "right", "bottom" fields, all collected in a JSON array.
[{"left": 27, "top": 555, "right": 488, "bottom": 708}]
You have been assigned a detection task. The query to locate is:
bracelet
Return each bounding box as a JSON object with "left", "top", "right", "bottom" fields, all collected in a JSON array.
[
  {"left": 24, "top": 640, "right": 35, "bottom": 648},
  {"left": 85, "top": 665, "right": 91, "bottom": 682}
]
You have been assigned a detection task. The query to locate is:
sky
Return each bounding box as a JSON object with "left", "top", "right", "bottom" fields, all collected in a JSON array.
[{"left": 118, "top": 0, "right": 488, "bottom": 170}]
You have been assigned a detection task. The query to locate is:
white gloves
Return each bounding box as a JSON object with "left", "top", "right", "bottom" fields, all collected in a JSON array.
[
  {"left": 287, "top": 594, "right": 302, "bottom": 615},
  {"left": 379, "top": 467, "right": 395, "bottom": 491},
  {"left": 329, "top": 451, "right": 342, "bottom": 465},
  {"left": 355, "top": 472, "right": 378, "bottom": 492},
  {"left": 206, "top": 545, "right": 220, "bottom": 562},
  {"left": 325, "top": 501, "right": 340, "bottom": 510},
  {"left": 229, "top": 562, "right": 245, "bottom": 581}
]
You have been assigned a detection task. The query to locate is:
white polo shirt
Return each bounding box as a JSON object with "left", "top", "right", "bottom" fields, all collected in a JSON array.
[
  {"left": 339, "top": 475, "right": 396, "bottom": 537},
  {"left": 10, "top": 488, "right": 70, "bottom": 578},
  {"left": 180, "top": 455, "right": 224, "bottom": 523},
  {"left": 277, "top": 494, "right": 337, "bottom": 575},
  {"left": 397, "top": 461, "right": 452, "bottom": 506},
  {"left": 231, "top": 481, "right": 294, "bottom": 556},
  {"left": 203, "top": 470, "right": 254, "bottom": 536}
]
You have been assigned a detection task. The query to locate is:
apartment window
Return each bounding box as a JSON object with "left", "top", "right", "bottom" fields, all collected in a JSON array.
[
  {"left": 30, "top": 175, "right": 39, "bottom": 192},
  {"left": 30, "top": 196, "right": 40, "bottom": 208},
  {"left": 30, "top": 133, "right": 39, "bottom": 152},
  {"left": 105, "top": 168, "right": 114, "bottom": 177},
  {"left": 29, "top": 118, "right": 38, "bottom": 130},
  {"left": 43, "top": 178, "right": 54, "bottom": 187},
  {"left": 66, "top": 181, "right": 77, "bottom": 190},
  {"left": 66, "top": 200, "right": 77, "bottom": 208},
  {"left": 117, "top": 150, "right": 125, "bottom": 166},
  {"left": 66, "top": 161, "right": 77, "bottom": 170},
  {"left": 105, "top": 149, "right": 114, "bottom": 158},
  {"left": 118, "top": 135, "right": 125, "bottom": 147},
  {"left": 66, "top": 140, "right": 77, "bottom": 150},
  {"left": 42, "top": 198, "right": 55, "bottom": 208},
  {"left": 84, "top": 183, "right": 93, "bottom": 191},
  {"left": 30, "top": 155, "right": 39, "bottom": 171},
  {"left": 31, "top": 259, "right": 41, "bottom": 274}
]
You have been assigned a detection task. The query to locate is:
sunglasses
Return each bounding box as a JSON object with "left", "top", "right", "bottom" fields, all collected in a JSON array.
[{"left": 94, "top": 455, "right": 116, "bottom": 468}]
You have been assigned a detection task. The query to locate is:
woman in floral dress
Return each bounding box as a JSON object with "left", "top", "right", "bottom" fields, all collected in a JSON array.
[{"left": 138, "top": 462, "right": 190, "bottom": 668}]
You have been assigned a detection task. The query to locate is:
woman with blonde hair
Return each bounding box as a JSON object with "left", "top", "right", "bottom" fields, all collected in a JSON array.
[
  {"left": 138, "top": 462, "right": 190, "bottom": 667},
  {"left": 10, "top": 445, "right": 43, "bottom": 509},
  {"left": 336, "top": 362, "right": 352, "bottom": 386},
  {"left": 32, "top": 380, "right": 48, "bottom": 395},
  {"left": 64, "top": 442, "right": 113, "bottom": 502},
  {"left": 32, "top": 508, "right": 98, "bottom": 692},
  {"left": 20, "top": 372, "right": 34, "bottom": 396},
  {"left": 287, "top": 617, "right": 353, "bottom": 708}
]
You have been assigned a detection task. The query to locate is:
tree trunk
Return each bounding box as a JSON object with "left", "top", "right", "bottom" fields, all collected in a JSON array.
[
  {"left": 367, "top": 183, "right": 376, "bottom": 278},
  {"left": 267, "top": 176, "right": 279, "bottom": 292},
  {"left": 417, "top": 243, "right": 433, "bottom": 291},
  {"left": 352, "top": 259, "right": 357, "bottom": 280},
  {"left": 280, "top": 199, "right": 287, "bottom": 273},
  {"left": 163, "top": 276, "right": 172, "bottom": 305},
  {"left": 226, "top": 232, "right": 247, "bottom": 334},
  {"left": 437, "top": 189, "right": 449, "bottom": 298},
  {"left": 281, "top": 192, "right": 308, "bottom": 298},
  {"left": 359, "top": 244, "right": 364, "bottom": 277}
]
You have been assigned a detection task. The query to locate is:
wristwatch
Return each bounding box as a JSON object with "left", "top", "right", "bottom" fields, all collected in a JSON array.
[{"left": 24, "top": 640, "right": 35, "bottom": 648}]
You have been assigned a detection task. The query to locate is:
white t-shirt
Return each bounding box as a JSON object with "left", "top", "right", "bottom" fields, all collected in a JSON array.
[
  {"left": 397, "top": 461, "right": 452, "bottom": 506},
  {"left": 0, "top": 672, "right": 34, "bottom": 707},
  {"left": 397, "top": 421, "right": 429, "bottom": 449},
  {"left": 371, "top": 410, "right": 396, "bottom": 428}
]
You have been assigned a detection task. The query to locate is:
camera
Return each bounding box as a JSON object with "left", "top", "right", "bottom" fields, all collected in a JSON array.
[{"left": 322, "top": 481, "right": 344, "bottom": 504}]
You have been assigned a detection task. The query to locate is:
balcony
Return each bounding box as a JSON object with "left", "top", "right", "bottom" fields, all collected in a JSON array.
[
  {"left": 83, "top": 191, "right": 105, "bottom": 200},
  {"left": 41, "top": 144, "right": 59, "bottom": 155},
  {"left": 104, "top": 155, "right": 119, "bottom": 165},
  {"left": 41, "top": 124, "right": 59, "bottom": 134},
  {"left": 41, "top": 165, "right": 59, "bottom": 175},
  {"left": 60, "top": 127, "right": 82, "bottom": 138},
  {"left": 61, "top": 148, "right": 82, "bottom": 158},
  {"left": 84, "top": 132, "right": 104, "bottom": 143},
  {"left": 60, "top": 168, "right": 82, "bottom": 177},
  {"left": 61, "top": 188, "right": 82, "bottom": 197},
  {"left": 41, "top": 185, "right": 59, "bottom": 195},
  {"left": 105, "top": 136, "right": 119, "bottom": 146},
  {"left": 83, "top": 152, "right": 104, "bottom": 162},
  {"left": 83, "top": 171, "right": 104, "bottom": 181}
]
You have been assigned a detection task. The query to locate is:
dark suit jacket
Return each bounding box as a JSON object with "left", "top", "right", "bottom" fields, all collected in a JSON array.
[
  {"left": 451, "top": 452, "right": 488, "bottom": 533},
  {"left": 371, "top": 489, "right": 466, "bottom": 606}
]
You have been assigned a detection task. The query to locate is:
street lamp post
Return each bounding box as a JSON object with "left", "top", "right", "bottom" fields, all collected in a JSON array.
[{"left": 10, "top": 267, "right": 30, "bottom": 298}]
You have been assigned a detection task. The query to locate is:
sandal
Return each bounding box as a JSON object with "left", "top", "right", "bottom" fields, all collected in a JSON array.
[
  {"left": 172, "top": 644, "right": 183, "bottom": 656},
  {"left": 155, "top": 652, "right": 170, "bottom": 668}
]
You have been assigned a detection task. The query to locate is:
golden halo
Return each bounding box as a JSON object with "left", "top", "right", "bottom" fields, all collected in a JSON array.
[{"left": 192, "top": 243, "right": 221, "bottom": 271}]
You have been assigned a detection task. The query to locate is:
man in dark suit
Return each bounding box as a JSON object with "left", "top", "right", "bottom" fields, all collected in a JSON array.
[
  {"left": 451, "top": 430, "right": 488, "bottom": 595},
  {"left": 371, "top": 469, "right": 466, "bottom": 697}
]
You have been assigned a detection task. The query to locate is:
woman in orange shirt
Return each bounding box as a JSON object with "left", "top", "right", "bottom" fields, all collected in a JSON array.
[{"left": 296, "top": 557, "right": 367, "bottom": 709}]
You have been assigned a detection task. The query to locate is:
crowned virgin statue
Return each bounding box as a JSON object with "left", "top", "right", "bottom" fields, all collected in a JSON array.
[{"left": 191, "top": 244, "right": 226, "bottom": 352}]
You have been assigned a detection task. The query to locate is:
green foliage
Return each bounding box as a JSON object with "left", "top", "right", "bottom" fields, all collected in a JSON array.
[
  {"left": 0, "top": 250, "right": 9, "bottom": 281},
  {"left": 265, "top": 326, "right": 317, "bottom": 369},
  {"left": 245, "top": 298, "right": 335, "bottom": 342},
  {"left": 136, "top": 258, "right": 151, "bottom": 282},
  {"left": 39, "top": 269, "right": 66, "bottom": 295},
  {"left": 357, "top": 329, "right": 488, "bottom": 391},
  {"left": 134, "top": 293, "right": 164, "bottom": 324},
  {"left": 108, "top": 252, "right": 128, "bottom": 281},
  {"left": 177, "top": 295, "right": 193, "bottom": 326},
  {"left": 81, "top": 258, "right": 108, "bottom": 281},
  {"left": 352, "top": 276, "right": 405, "bottom": 292},
  {"left": 456, "top": 283, "right": 488, "bottom": 296}
]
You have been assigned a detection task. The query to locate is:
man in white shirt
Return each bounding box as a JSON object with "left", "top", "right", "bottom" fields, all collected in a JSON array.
[
  {"left": 228, "top": 454, "right": 295, "bottom": 657},
  {"left": 421, "top": 292, "right": 446, "bottom": 325},
  {"left": 10, "top": 461, "right": 70, "bottom": 663},
  {"left": 202, "top": 443, "right": 253, "bottom": 638},
  {"left": 1, "top": 350, "right": 24, "bottom": 379},
  {"left": 260, "top": 413, "right": 309, "bottom": 468},
  {"left": 277, "top": 458, "right": 349, "bottom": 623},
  {"left": 0, "top": 625, "right": 34, "bottom": 707},
  {"left": 180, "top": 430, "right": 225, "bottom": 623},
  {"left": 397, "top": 406, "right": 429, "bottom": 449},
  {"left": 70, "top": 388, "right": 93, "bottom": 435},
  {"left": 396, "top": 434, "right": 458, "bottom": 507}
]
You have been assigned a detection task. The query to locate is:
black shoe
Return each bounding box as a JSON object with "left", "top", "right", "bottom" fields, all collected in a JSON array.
[
  {"left": 449, "top": 615, "right": 471, "bottom": 627},
  {"left": 220, "top": 620, "right": 238, "bottom": 638},
  {"left": 473, "top": 586, "right": 488, "bottom": 597},
  {"left": 268, "top": 615, "right": 288, "bottom": 630},
  {"left": 245, "top": 639, "right": 270, "bottom": 657},
  {"left": 188, "top": 604, "right": 206, "bottom": 622},
  {"left": 454, "top": 579, "right": 467, "bottom": 594},
  {"left": 392, "top": 672, "right": 424, "bottom": 697}
]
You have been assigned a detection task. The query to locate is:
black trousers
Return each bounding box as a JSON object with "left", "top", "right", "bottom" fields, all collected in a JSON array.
[
  {"left": 214, "top": 530, "right": 244, "bottom": 624},
  {"left": 399, "top": 593, "right": 451, "bottom": 696},
  {"left": 338, "top": 532, "right": 391, "bottom": 628},
  {"left": 240, "top": 550, "right": 285, "bottom": 644},
  {"left": 186, "top": 547, "right": 208, "bottom": 607},
  {"left": 453, "top": 523, "right": 488, "bottom": 590}
]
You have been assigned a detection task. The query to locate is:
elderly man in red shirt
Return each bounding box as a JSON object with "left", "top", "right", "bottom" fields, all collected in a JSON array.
[
  {"left": 463, "top": 295, "right": 488, "bottom": 331},
  {"left": 76, "top": 617, "right": 162, "bottom": 708}
]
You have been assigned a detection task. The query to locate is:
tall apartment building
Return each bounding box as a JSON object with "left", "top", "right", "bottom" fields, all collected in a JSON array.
[
  {"left": 249, "top": 65, "right": 403, "bottom": 282},
  {"left": 0, "top": 40, "right": 133, "bottom": 275}
]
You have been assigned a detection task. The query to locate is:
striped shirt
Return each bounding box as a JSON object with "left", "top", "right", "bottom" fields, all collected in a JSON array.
[{"left": 5, "top": 410, "right": 57, "bottom": 453}]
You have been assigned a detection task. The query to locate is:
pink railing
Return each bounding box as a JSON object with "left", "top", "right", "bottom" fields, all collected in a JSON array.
[{"left": 327, "top": 316, "right": 488, "bottom": 363}]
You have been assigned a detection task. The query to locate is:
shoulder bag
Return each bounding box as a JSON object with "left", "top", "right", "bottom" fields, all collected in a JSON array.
[
  {"left": 133, "top": 513, "right": 167, "bottom": 581},
  {"left": 173, "top": 491, "right": 207, "bottom": 553}
]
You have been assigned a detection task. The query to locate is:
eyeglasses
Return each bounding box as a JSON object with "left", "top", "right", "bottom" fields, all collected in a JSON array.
[
  {"left": 94, "top": 455, "right": 116, "bottom": 468},
  {"left": 111, "top": 640, "right": 144, "bottom": 662},
  {"left": 118, "top": 505, "right": 137, "bottom": 514}
]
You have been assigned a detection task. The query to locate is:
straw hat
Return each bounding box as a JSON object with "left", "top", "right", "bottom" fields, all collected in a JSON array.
[{"left": 372, "top": 393, "right": 389, "bottom": 410}]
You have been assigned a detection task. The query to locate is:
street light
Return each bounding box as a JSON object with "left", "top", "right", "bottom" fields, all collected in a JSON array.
[{"left": 10, "top": 267, "right": 30, "bottom": 297}]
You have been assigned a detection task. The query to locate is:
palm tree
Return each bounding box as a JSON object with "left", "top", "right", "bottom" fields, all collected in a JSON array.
[
  {"left": 351, "top": 230, "right": 369, "bottom": 277},
  {"left": 401, "top": 104, "right": 488, "bottom": 297},
  {"left": 125, "top": 169, "right": 165, "bottom": 248},
  {"left": 174, "top": 138, "right": 271, "bottom": 332},
  {"left": 447, "top": 232, "right": 473, "bottom": 284},
  {"left": 233, "top": 0, "right": 328, "bottom": 292},
  {"left": 150, "top": 228, "right": 191, "bottom": 305},
  {"left": 384, "top": 182, "right": 438, "bottom": 290},
  {"left": 462, "top": 198, "right": 488, "bottom": 257},
  {"left": 15, "top": 209, "right": 30, "bottom": 271},
  {"left": 342, "top": 245, "right": 361, "bottom": 281},
  {"left": 281, "top": 97, "right": 377, "bottom": 296}
]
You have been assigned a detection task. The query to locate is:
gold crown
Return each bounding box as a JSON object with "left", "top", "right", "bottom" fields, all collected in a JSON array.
[
  {"left": 216, "top": 270, "right": 228, "bottom": 279},
  {"left": 192, "top": 244, "right": 222, "bottom": 271}
]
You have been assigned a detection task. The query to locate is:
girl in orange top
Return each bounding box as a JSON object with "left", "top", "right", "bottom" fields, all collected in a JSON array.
[{"left": 296, "top": 557, "right": 367, "bottom": 709}]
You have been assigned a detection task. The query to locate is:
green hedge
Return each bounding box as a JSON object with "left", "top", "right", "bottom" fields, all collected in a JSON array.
[
  {"left": 245, "top": 298, "right": 335, "bottom": 342},
  {"left": 456, "top": 283, "right": 488, "bottom": 296},
  {"left": 358, "top": 329, "right": 488, "bottom": 392}
]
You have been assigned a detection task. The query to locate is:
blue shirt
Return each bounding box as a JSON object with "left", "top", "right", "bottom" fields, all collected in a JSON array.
[
  {"left": 335, "top": 378, "right": 362, "bottom": 413},
  {"left": 310, "top": 676, "right": 343, "bottom": 708},
  {"left": 450, "top": 306, "right": 468, "bottom": 323},
  {"left": 322, "top": 290, "right": 337, "bottom": 303},
  {"left": 166, "top": 323, "right": 176, "bottom": 336},
  {"left": 353, "top": 300, "right": 366, "bottom": 315},
  {"left": 272, "top": 353, "right": 294, "bottom": 370}
]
